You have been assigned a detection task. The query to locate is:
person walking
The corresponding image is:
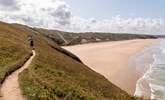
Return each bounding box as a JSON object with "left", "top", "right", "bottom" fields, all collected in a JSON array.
[{"left": 28, "top": 35, "right": 34, "bottom": 50}]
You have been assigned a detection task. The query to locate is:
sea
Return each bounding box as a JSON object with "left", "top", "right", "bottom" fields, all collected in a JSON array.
[{"left": 133, "top": 40, "right": 165, "bottom": 100}]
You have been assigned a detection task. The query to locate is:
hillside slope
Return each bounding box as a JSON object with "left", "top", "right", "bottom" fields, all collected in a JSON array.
[
  {"left": 0, "top": 21, "right": 140, "bottom": 100},
  {"left": 0, "top": 22, "right": 31, "bottom": 84},
  {"left": 34, "top": 28, "right": 162, "bottom": 46}
]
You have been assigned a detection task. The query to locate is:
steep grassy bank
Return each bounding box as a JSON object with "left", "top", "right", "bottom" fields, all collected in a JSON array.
[
  {"left": 19, "top": 27, "right": 138, "bottom": 100},
  {"left": 0, "top": 21, "right": 141, "bottom": 100},
  {"left": 0, "top": 22, "right": 31, "bottom": 83}
]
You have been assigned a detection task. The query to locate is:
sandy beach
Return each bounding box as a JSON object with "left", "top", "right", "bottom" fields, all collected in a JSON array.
[{"left": 63, "top": 39, "right": 159, "bottom": 95}]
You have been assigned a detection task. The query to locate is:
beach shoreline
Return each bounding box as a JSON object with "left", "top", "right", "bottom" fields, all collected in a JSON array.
[
  {"left": 130, "top": 44, "right": 157, "bottom": 98},
  {"left": 63, "top": 39, "right": 160, "bottom": 96}
]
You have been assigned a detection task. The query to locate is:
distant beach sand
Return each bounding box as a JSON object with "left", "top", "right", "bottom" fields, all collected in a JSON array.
[{"left": 63, "top": 39, "right": 159, "bottom": 95}]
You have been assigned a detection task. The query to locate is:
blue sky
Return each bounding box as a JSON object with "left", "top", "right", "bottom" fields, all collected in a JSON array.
[{"left": 66, "top": 0, "right": 164, "bottom": 19}]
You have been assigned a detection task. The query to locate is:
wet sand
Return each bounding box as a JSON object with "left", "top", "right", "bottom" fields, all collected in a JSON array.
[{"left": 63, "top": 39, "right": 159, "bottom": 95}]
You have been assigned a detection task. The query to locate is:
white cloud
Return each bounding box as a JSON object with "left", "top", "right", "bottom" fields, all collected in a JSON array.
[
  {"left": 0, "top": 0, "right": 71, "bottom": 28},
  {"left": 68, "top": 16, "right": 165, "bottom": 34},
  {"left": 0, "top": 0, "right": 19, "bottom": 10},
  {"left": 0, "top": 0, "right": 164, "bottom": 34}
]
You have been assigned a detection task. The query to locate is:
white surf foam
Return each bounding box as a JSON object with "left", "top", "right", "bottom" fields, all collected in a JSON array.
[{"left": 134, "top": 40, "right": 165, "bottom": 100}]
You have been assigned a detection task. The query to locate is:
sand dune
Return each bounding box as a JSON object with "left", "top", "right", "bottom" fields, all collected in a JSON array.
[{"left": 63, "top": 39, "right": 159, "bottom": 95}]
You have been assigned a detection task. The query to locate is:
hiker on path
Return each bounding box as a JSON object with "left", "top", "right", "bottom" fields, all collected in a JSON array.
[{"left": 28, "top": 35, "right": 34, "bottom": 50}]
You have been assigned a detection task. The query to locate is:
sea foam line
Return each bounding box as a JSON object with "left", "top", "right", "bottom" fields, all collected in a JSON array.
[{"left": 133, "top": 40, "right": 164, "bottom": 99}]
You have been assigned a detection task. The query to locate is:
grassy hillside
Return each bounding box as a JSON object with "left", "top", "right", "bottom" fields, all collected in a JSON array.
[
  {"left": 0, "top": 22, "right": 31, "bottom": 83},
  {"left": 34, "top": 28, "right": 161, "bottom": 46},
  {"left": 0, "top": 21, "right": 141, "bottom": 100}
]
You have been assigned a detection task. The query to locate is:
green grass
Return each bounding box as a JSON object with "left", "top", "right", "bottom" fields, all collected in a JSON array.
[
  {"left": 0, "top": 22, "right": 31, "bottom": 83},
  {"left": 35, "top": 28, "right": 159, "bottom": 46},
  {"left": 0, "top": 21, "right": 142, "bottom": 100},
  {"left": 18, "top": 29, "right": 140, "bottom": 100}
]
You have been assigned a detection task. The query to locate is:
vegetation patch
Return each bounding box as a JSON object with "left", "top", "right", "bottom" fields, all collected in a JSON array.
[
  {"left": 19, "top": 30, "right": 141, "bottom": 100},
  {"left": 0, "top": 22, "right": 143, "bottom": 100},
  {"left": 0, "top": 23, "right": 31, "bottom": 83}
]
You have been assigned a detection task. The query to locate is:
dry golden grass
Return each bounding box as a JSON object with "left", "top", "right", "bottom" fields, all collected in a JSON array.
[
  {"left": 0, "top": 22, "right": 31, "bottom": 83},
  {"left": 0, "top": 21, "right": 141, "bottom": 100}
]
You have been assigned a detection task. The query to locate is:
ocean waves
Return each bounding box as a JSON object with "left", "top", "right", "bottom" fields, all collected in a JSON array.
[{"left": 134, "top": 40, "right": 165, "bottom": 100}]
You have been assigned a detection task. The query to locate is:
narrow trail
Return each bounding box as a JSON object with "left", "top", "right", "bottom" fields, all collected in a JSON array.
[{"left": 0, "top": 50, "right": 36, "bottom": 100}]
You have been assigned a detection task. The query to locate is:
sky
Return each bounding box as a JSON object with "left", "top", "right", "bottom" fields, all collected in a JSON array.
[
  {"left": 66, "top": 0, "right": 165, "bottom": 19},
  {"left": 0, "top": 0, "right": 164, "bottom": 34}
]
